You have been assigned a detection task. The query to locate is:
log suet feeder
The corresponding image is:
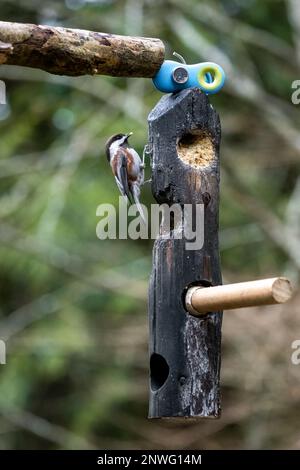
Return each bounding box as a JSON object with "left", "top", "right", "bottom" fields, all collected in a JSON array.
[{"left": 148, "top": 88, "right": 223, "bottom": 419}]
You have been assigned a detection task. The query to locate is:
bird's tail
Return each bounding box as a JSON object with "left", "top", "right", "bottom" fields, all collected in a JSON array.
[{"left": 132, "top": 185, "right": 146, "bottom": 225}]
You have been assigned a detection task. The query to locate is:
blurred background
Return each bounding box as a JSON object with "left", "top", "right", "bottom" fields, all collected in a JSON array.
[{"left": 0, "top": 0, "right": 300, "bottom": 450}]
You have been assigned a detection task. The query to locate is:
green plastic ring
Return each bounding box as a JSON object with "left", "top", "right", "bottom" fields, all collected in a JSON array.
[{"left": 197, "top": 65, "right": 223, "bottom": 91}]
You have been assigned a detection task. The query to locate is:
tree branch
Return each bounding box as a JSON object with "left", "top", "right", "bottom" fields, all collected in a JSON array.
[
  {"left": 0, "top": 20, "right": 165, "bottom": 77},
  {"left": 0, "top": 40, "right": 13, "bottom": 64}
]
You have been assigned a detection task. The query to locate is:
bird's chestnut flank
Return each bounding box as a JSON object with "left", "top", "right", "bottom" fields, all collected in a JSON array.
[{"left": 153, "top": 59, "right": 226, "bottom": 95}]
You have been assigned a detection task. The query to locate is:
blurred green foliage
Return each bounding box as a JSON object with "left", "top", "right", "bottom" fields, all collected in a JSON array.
[{"left": 0, "top": 0, "right": 300, "bottom": 450}]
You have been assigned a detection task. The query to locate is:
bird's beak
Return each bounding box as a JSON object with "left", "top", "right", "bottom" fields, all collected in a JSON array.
[{"left": 126, "top": 132, "right": 133, "bottom": 140}]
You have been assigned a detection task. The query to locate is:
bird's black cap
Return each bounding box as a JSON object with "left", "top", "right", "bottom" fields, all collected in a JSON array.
[{"left": 105, "top": 133, "right": 132, "bottom": 161}]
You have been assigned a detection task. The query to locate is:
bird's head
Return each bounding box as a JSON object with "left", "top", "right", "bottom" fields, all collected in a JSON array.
[{"left": 105, "top": 132, "right": 133, "bottom": 161}]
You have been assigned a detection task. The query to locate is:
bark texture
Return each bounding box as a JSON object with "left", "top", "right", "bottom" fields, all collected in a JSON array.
[
  {"left": 0, "top": 21, "right": 165, "bottom": 77},
  {"left": 0, "top": 40, "right": 13, "bottom": 65}
]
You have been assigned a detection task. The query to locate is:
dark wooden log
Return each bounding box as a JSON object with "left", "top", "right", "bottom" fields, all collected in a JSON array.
[
  {"left": 0, "top": 21, "right": 165, "bottom": 77},
  {"left": 148, "top": 88, "right": 222, "bottom": 418}
]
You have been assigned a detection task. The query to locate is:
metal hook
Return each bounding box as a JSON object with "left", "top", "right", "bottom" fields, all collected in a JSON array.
[
  {"left": 142, "top": 143, "right": 152, "bottom": 166},
  {"left": 173, "top": 51, "right": 186, "bottom": 64}
]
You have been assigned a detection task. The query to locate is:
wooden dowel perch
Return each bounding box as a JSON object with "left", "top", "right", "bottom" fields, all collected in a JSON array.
[
  {"left": 186, "top": 277, "right": 292, "bottom": 316},
  {"left": 0, "top": 20, "right": 165, "bottom": 77}
]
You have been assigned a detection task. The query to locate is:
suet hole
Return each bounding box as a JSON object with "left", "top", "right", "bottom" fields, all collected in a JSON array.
[
  {"left": 177, "top": 132, "right": 215, "bottom": 168},
  {"left": 150, "top": 353, "right": 169, "bottom": 391}
]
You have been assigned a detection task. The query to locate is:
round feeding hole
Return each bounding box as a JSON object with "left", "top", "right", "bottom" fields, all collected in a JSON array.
[
  {"left": 177, "top": 132, "right": 215, "bottom": 168},
  {"left": 150, "top": 353, "right": 169, "bottom": 391}
]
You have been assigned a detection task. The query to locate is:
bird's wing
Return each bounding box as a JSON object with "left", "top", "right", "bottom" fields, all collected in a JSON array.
[
  {"left": 114, "top": 150, "right": 132, "bottom": 203},
  {"left": 114, "top": 176, "right": 128, "bottom": 202}
]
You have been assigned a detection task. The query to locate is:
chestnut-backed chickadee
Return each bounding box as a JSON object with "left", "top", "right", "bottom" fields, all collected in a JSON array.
[{"left": 105, "top": 132, "right": 146, "bottom": 223}]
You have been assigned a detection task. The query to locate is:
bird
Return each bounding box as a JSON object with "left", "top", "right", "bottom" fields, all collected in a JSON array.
[{"left": 105, "top": 132, "right": 146, "bottom": 223}]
